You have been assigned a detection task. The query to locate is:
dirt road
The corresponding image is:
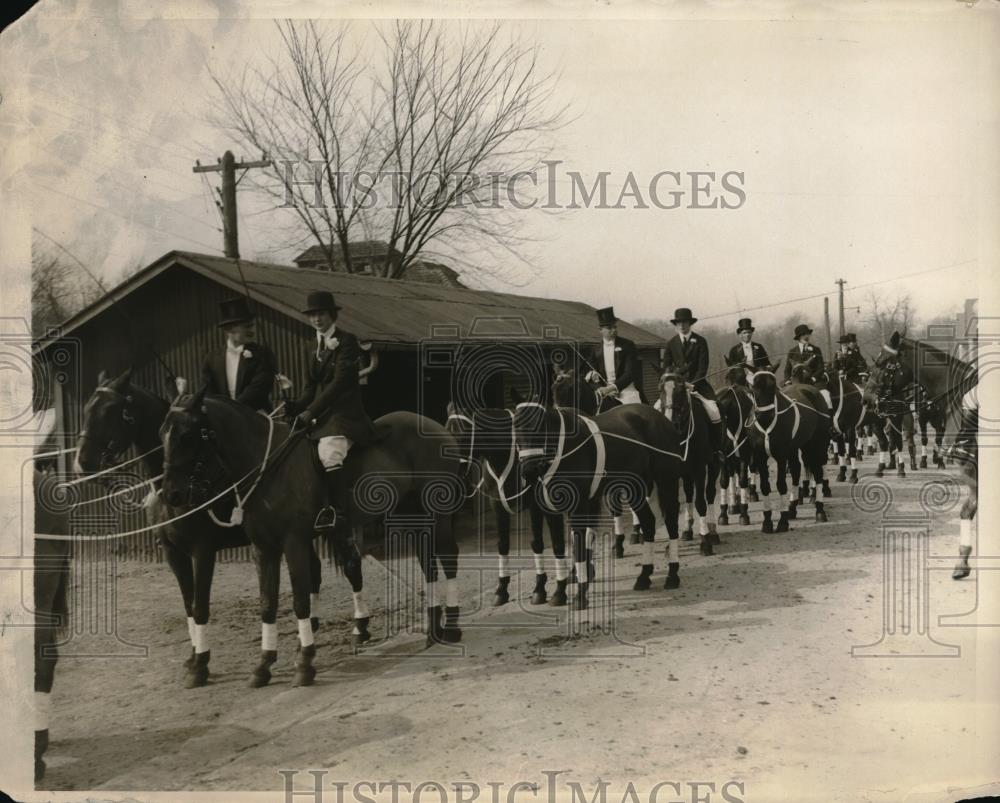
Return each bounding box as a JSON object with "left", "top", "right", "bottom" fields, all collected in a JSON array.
[{"left": 39, "top": 467, "right": 997, "bottom": 802}]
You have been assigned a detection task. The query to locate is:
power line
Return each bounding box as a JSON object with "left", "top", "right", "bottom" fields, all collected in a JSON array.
[{"left": 697, "top": 259, "right": 976, "bottom": 322}]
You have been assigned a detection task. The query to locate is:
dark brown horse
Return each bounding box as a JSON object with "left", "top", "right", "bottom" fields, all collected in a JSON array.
[
  {"left": 160, "top": 391, "right": 465, "bottom": 686},
  {"left": 867, "top": 331, "right": 977, "bottom": 579},
  {"left": 654, "top": 373, "right": 720, "bottom": 555},
  {"left": 748, "top": 370, "right": 831, "bottom": 532},
  {"left": 445, "top": 402, "right": 569, "bottom": 606},
  {"left": 75, "top": 369, "right": 335, "bottom": 689},
  {"left": 717, "top": 362, "right": 755, "bottom": 526},
  {"left": 513, "top": 396, "right": 683, "bottom": 608}
]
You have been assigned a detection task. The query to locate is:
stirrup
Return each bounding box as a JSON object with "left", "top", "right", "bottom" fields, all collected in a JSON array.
[{"left": 313, "top": 506, "right": 338, "bottom": 531}]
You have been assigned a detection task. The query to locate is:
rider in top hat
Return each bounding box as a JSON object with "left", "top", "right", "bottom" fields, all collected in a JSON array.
[
  {"left": 726, "top": 318, "right": 771, "bottom": 378},
  {"left": 586, "top": 306, "right": 645, "bottom": 405},
  {"left": 200, "top": 297, "right": 277, "bottom": 413},
  {"left": 285, "top": 290, "right": 377, "bottom": 529},
  {"left": 661, "top": 307, "right": 726, "bottom": 458},
  {"left": 831, "top": 333, "right": 867, "bottom": 382}
]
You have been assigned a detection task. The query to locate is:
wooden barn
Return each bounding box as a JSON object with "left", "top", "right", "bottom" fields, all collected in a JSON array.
[{"left": 32, "top": 250, "right": 667, "bottom": 558}]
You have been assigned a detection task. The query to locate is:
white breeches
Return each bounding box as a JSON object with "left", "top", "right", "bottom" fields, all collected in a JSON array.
[
  {"left": 962, "top": 387, "right": 978, "bottom": 411},
  {"left": 318, "top": 435, "right": 353, "bottom": 470},
  {"left": 692, "top": 393, "right": 722, "bottom": 424},
  {"left": 617, "top": 385, "right": 642, "bottom": 405}
]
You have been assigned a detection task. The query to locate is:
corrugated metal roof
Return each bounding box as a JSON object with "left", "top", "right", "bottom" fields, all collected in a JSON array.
[{"left": 35, "top": 250, "right": 668, "bottom": 351}]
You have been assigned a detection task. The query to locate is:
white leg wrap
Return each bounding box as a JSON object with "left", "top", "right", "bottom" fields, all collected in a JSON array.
[
  {"left": 446, "top": 577, "right": 459, "bottom": 608},
  {"left": 641, "top": 540, "right": 654, "bottom": 565},
  {"left": 960, "top": 519, "right": 974, "bottom": 549},
  {"left": 880, "top": 451, "right": 888, "bottom": 465},
  {"left": 685, "top": 501, "right": 694, "bottom": 521},
  {"left": 586, "top": 527, "right": 596, "bottom": 549},
  {"left": 310, "top": 592, "right": 320, "bottom": 618},
  {"left": 614, "top": 514, "right": 630, "bottom": 535},
  {"left": 297, "top": 618, "right": 314, "bottom": 648},
  {"left": 498, "top": 555, "right": 511, "bottom": 578},
  {"left": 425, "top": 580, "right": 438, "bottom": 608},
  {"left": 839, "top": 455, "right": 847, "bottom": 467},
  {"left": 555, "top": 556, "right": 569, "bottom": 581},
  {"left": 851, "top": 457, "right": 858, "bottom": 469},
  {"left": 631, "top": 509, "right": 640, "bottom": 525},
  {"left": 740, "top": 487, "right": 749, "bottom": 505},
  {"left": 667, "top": 539, "right": 680, "bottom": 563},
  {"left": 187, "top": 616, "right": 197, "bottom": 646},
  {"left": 921, "top": 444, "right": 928, "bottom": 457},
  {"left": 897, "top": 450, "right": 906, "bottom": 461},
  {"left": 698, "top": 516, "right": 709, "bottom": 536},
  {"left": 194, "top": 623, "right": 209, "bottom": 654},
  {"left": 788, "top": 489, "right": 796, "bottom": 503},
  {"left": 777, "top": 495, "right": 787, "bottom": 513},
  {"left": 761, "top": 494, "right": 772, "bottom": 512},
  {"left": 534, "top": 553, "right": 545, "bottom": 574},
  {"left": 575, "top": 561, "right": 589, "bottom": 582},
  {"left": 352, "top": 591, "right": 370, "bottom": 620},
  {"left": 262, "top": 622, "right": 278, "bottom": 651},
  {"left": 655, "top": 522, "right": 668, "bottom": 540},
  {"left": 34, "top": 691, "right": 51, "bottom": 732}
]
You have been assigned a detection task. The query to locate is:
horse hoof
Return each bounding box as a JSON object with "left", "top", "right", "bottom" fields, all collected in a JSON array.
[
  {"left": 35, "top": 758, "right": 46, "bottom": 784},
  {"left": 875, "top": 467, "right": 885, "bottom": 478},
  {"left": 531, "top": 590, "right": 548, "bottom": 605},
  {"left": 761, "top": 521, "right": 774, "bottom": 534},
  {"left": 699, "top": 540, "right": 713, "bottom": 556},
  {"left": 184, "top": 664, "right": 210, "bottom": 688},
  {"left": 897, "top": 468, "right": 906, "bottom": 478},
  {"left": 587, "top": 562, "right": 596, "bottom": 583},
  {"left": 952, "top": 564, "right": 971, "bottom": 580},
  {"left": 739, "top": 514, "right": 751, "bottom": 526},
  {"left": 549, "top": 588, "right": 568, "bottom": 606},
  {"left": 613, "top": 545, "right": 624, "bottom": 559},
  {"left": 786, "top": 508, "right": 797, "bottom": 521},
  {"left": 293, "top": 666, "right": 317, "bottom": 687},
  {"left": 749, "top": 492, "right": 760, "bottom": 503},
  {"left": 718, "top": 513, "right": 729, "bottom": 526},
  {"left": 815, "top": 510, "right": 828, "bottom": 523},
  {"left": 919, "top": 456, "right": 928, "bottom": 468},
  {"left": 492, "top": 589, "right": 510, "bottom": 607},
  {"left": 353, "top": 630, "right": 371, "bottom": 648},
  {"left": 708, "top": 531, "right": 721, "bottom": 545},
  {"left": 822, "top": 487, "right": 832, "bottom": 499},
  {"left": 663, "top": 574, "right": 680, "bottom": 590},
  {"left": 775, "top": 518, "right": 789, "bottom": 533},
  {"left": 183, "top": 647, "right": 196, "bottom": 671},
  {"left": 681, "top": 529, "right": 694, "bottom": 541},
  {"left": 571, "top": 587, "right": 589, "bottom": 608},
  {"left": 629, "top": 528, "right": 642, "bottom": 545}
]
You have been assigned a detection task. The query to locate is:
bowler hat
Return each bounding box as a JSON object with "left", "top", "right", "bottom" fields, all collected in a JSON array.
[
  {"left": 793, "top": 324, "right": 813, "bottom": 340},
  {"left": 671, "top": 308, "right": 698, "bottom": 325},
  {"left": 596, "top": 306, "right": 617, "bottom": 328},
  {"left": 736, "top": 317, "right": 754, "bottom": 334},
  {"left": 217, "top": 297, "right": 255, "bottom": 328},
  {"left": 303, "top": 290, "right": 341, "bottom": 314}
]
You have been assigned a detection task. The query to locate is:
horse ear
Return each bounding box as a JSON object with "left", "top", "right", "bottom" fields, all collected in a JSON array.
[
  {"left": 722, "top": 353, "right": 732, "bottom": 366},
  {"left": 771, "top": 358, "right": 782, "bottom": 374},
  {"left": 446, "top": 400, "right": 456, "bottom": 417},
  {"left": 509, "top": 386, "right": 524, "bottom": 406},
  {"left": 97, "top": 369, "right": 108, "bottom": 386},
  {"left": 889, "top": 331, "right": 901, "bottom": 350},
  {"left": 112, "top": 366, "right": 133, "bottom": 392},
  {"left": 188, "top": 383, "right": 208, "bottom": 411}
]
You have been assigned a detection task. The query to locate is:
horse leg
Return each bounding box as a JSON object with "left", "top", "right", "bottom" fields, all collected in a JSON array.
[
  {"left": 416, "top": 525, "right": 445, "bottom": 646},
  {"left": 344, "top": 526, "right": 371, "bottom": 647},
  {"left": 250, "top": 546, "right": 281, "bottom": 688},
  {"left": 935, "top": 424, "right": 947, "bottom": 469},
  {"left": 875, "top": 426, "right": 889, "bottom": 477},
  {"left": 694, "top": 465, "right": 712, "bottom": 556},
  {"left": 739, "top": 459, "right": 752, "bottom": 525},
  {"left": 681, "top": 475, "right": 695, "bottom": 541},
  {"left": 919, "top": 416, "right": 929, "bottom": 468},
  {"left": 812, "top": 449, "right": 829, "bottom": 523},
  {"left": 749, "top": 471, "right": 760, "bottom": 503},
  {"left": 787, "top": 454, "right": 801, "bottom": 520},
  {"left": 633, "top": 495, "right": 656, "bottom": 591},
  {"left": 847, "top": 429, "right": 860, "bottom": 484},
  {"left": 718, "top": 464, "right": 731, "bottom": 526},
  {"left": 529, "top": 506, "right": 549, "bottom": 604},
  {"left": 707, "top": 461, "right": 721, "bottom": 545},
  {"left": 283, "top": 536, "right": 318, "bottom": 687},
  {"left": 161, "top": 538, "right": 196, "bottom": 671},
  {"left": 609, "top": 497, "right": 628, "bottom": 559},
  {"left": 493, "top": 503, "right": 512, "bottom": 606},
  {"left": 309, "top": 544, "right": 322, "bottom": 633},
  {"left": 436, "top": 513, "right": 462, "bottom": 642},
  {"left": 571, "top": 519, "right": 590, "bottom": 609},
  {"left": 953, "top": 493, "right": 977, "bottom": 580},
  {"left": 629, "top": 506, "right": 643, "bottom": 545},
  {"left": 759, "top": 460, "right": 774, "bottom": 533},
  {"left": 33, "top": 563, "right": 66, "bottom": 783},
  {"left": 652, "top": 468, "right": 681, "bottom": 590},
  {"left": 185, "top": 542, "right": 218, "bottom": 689},
  {"left": 547, "top": 513, "right": 569, "bottom": 606},
  {"left": 775, "top": 458, "right": 791, "bottom": 533}
]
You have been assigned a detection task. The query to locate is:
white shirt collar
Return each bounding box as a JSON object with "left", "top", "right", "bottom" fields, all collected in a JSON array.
[
  {"left": 226, "top": 340, "right": 245, "bottom": 356},
  {"left": 316, "top": 322, "right": 337, "bottom": 344}
]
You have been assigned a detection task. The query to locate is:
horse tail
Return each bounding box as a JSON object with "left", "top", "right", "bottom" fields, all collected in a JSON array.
[{"left": 321, "top": 522, "right": 364, "bottom": 575}]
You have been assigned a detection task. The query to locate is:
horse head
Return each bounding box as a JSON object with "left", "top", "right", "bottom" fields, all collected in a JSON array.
[
  {"left": 790, "top": 363, "right": 815, "bottom": 385},
  {"left": 551, "top": 366, "right": 604, "bottom": 414},
  {"left": 444, "top": 401, "right": 485, "bottom": 495},
  {"left": 750, "top": 370, "right": 779, "bottom": 410},
  {"left": 657, "top": 372, "right": 690, "bottom": 426},
  {"left": 159, "top": 385, "right": 226, "bottom": 507},
  {"left": 76, "top": 367, "right": 138, "bottom": 473},
  {"left": 867, "top": 330, "right": 911, "bottom": 404},
  {"left": 512, "top": 395, "right": 558, "bottom": 483}
]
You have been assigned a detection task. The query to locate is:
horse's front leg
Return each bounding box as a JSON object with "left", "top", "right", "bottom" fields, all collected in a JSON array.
[
  {"left": 185, "top": 540, "right": 218, "bottom": 688},
  {"left": 835, "top": 434, "right": 848, "bottom": 482},
  {"left": 738, "top": 457, "right": 752, "bottom": 525},
  {"left": 775, "top": 457, "right": 791, "bottom": 533},
  {"left": 546, "top": 513, "right": 569, "bottom": 606},
  {"left": 250, "top": 546, "right": 281, "bottom": 688},
  {"left": 681, "top": 474, "right": 695, "bottom": 541},
  {"left": 528, "top": 505, "right": 549, "bottom": 604},
  {"left": 435, "top": 512, "right": 462, "bottom": 642},
  {"left": 161, "top": 536, "right": 196, "bottom": 673},
  {"left": 786, "top": 453, "right": 802, "bottom": 520},
  {"left": 693, "top": 464, "right": 712, "bottom": 556},
  {"left": 875, "top": 424, "right": 890, "bottom": 477},
  {"left": 758, "top": 457, "right": 774, "bottom": 534},
  {"left": 934, "top": 423, "right": 947, "bottom": 469},
  {"left": 953, "top": 491, "right": 977, "bottom": 580},
  {"left": 570, "top": 516, "right": 590, "bottom": 609},
  {"left": 811, "top": 447, "right": 829, "bottom": 523},
  {"left": 493, "top": 503, "right": 513, "bottom": 606},
  {"left": 344, "top": 526, "right": 371, "bottom": 647},
  {"left": 919, "top": 416, "right": 929, "bottom": 468},
  {"left": 633, "top": 494, "right": 657, "bottom": 591},
  {"left": 308, "top": 543, "right": 322, "bottom": 633},
  {"left": 718, "top": 460, "right": 732, "bottom": 526}
]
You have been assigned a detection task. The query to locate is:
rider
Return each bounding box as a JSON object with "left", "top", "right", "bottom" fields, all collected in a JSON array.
[
  {"left": 785, "top": 323, "right": 833, "bottom": 410},
  {"left": 285, "top": 291, "right": 377, "bottom": 529},
  {"left": 726, "top": 317, "right": 771, "bottom": 379},
  {"left": 585, "top": 306, "right": 646, "bottom": 404},
  {"left": 831, "top": 334, "right": 868, "bottom": 383},
  {"left": 661, "top": 307, "right": 726, "bottom": 460},
  {"left": 200, "top": 297, "right": 277, "bottom": 413}
]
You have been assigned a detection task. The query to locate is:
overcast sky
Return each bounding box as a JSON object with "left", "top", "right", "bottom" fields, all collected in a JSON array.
[{"left": 3, "top": 0, "right": 994, "bottom": 335}]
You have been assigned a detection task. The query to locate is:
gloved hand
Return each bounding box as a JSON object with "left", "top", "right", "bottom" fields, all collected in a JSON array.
[
  {"left": 596, "top": 384, "right": 617, "bottom": 398},
  {"left": 295, "top": 410, "right": 315, "bottom": 429}
]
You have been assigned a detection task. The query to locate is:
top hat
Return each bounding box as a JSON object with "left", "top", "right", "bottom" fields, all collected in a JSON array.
[
  {"left": 736, "top": 317, "right": 754, "bottom": 334},
  {"left": 671, "top": 308, "right": 697, "bottom": 325},
  {"left": 303, "top": 290, "right": 341, "bottom": 314},
  {"left": 838, "top": 334, "right": 852, "bottom": 344},
  {"left": 596, "top": 306, "right": 617, "bottom": 327},
  {"left": 848, "top": 332, "right": 858, "bottom": 343},
  {"left": 217, "top": 297, "right": 255, "bottom": 328},
  {"left": 793, "top": 324, "right": 813, "bottom": 340}
]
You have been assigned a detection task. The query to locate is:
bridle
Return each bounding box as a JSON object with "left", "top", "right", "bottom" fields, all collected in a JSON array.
[
  {"left": 78, "top": 385, "right": 140, "bottom": 469},
  {"left": 749, "top": 370, "right": 801, "bottom": 459},
  {"left": 162, "top": 407, "right": 234, "bottom": 508},
  {"left": 658, "top": 374, "right": 695, "bottom": 462}
]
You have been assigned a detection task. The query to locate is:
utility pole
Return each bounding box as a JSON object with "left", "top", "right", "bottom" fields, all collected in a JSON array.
[
  {"left": 824, "top": 296, "right": 832, "bottom": 358},
  {"left": 835, "top": 278, "right": 847, "bottom": 339},
  {"left": 193, "top": 151, "right": 271, "bottom": 258}
]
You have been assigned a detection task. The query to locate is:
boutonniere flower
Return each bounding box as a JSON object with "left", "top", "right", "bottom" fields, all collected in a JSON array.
[
  {"left": 614, "top": 346, "right": 622, "bottom": 352},
  {"left": 324, "top": 336, "right": 340, "bottom": 351},
  {"left": 242, "top": 349, "right": 253, "bottom": 359}
]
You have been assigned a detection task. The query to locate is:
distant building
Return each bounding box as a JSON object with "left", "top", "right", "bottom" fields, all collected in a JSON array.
[{"left": 292, "top": 240, "right": 465, "bottom": 288}]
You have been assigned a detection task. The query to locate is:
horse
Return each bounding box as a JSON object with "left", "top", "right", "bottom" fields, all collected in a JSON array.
[
  {"left": 747, "top": 370, "right": 831, "bottom": 532},
  {"left": 33, "top": 467, "right": 72, "bottom": 783},
  {"left": 445, "top": 402, "right": 569, "bottom": 607},
  {"left": 917, "top": 389, "right": 949, "bottom": 470},
  {"left": 513, "top": 392, "right": 683, "bottom": 608},
  {"left": 716, "top": 361, "right": 759, "bottom": 527},
  {"left": 74, "top": 369, "right": 341, "bottom": 689},
  {"left": 653, "top": 373, "right": 721, "bottom": 555},
  {"left": 867, "top": 331, "right": 978, "bottom": 580},
  {"left": 160, "top": 389, "right": 465, "bottom": 686}
]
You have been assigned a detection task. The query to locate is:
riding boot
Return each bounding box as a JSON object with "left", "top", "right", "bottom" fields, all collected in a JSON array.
[{"left": 315, "top": 468, "right": 347, "bottom": 530}]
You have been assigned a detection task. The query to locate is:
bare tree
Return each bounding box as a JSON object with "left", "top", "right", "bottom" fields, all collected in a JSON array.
[
  {"left": 31, "top": 247, "right": 98, "bottom": 338},
  {"left": 208, "top": 20, "right": 567, "bottom": 284},
  {"left": 858, "top": 290, "right": 914, "bottom": 354}
]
